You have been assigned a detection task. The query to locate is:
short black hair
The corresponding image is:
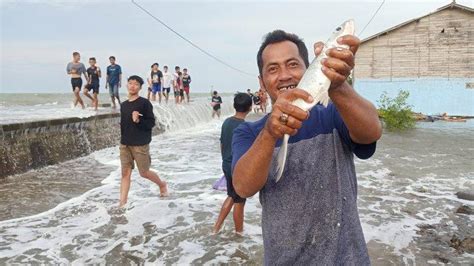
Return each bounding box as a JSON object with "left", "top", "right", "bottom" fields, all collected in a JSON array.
[
  {"left": 164, "top": 65, "right": 168, "bottom": 69},
  {"left": 152, "top": 63, "right": 158, "bottom": 67},
  {"left": 175, "top": 66, "right": 180, "bottom": 70},
  {"left": 213, "top": 91, "right": 218, "bottom": 95},
  {"left": 234, "top": 93, "right": 252, "bottom": 112},
  {"left": 73, "top": 52, "right": 80, "bottom": 56},
  {"left": 183, "top": 68, "right": 188, "bottom": 71},
  {"left": 257, "top": 30, "right": 309, "bottom": 76},
  {"left": 109, "top": 56, "right": 116, "bottom": 60},
  {"left": 89, "top": 57, "right": 96, "bottom": 61},
  {"left": 128, "top": 75, "right": 144, "bottom": 86}
]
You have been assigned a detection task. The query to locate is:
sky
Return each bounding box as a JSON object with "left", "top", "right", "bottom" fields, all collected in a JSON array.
[{"left": 0, "top": 0, "right": 472, "bottom": 93}]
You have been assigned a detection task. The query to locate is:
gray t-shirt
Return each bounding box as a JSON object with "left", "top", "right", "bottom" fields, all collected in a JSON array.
[
  {"left": 232, "top": 103, "right": 376, "bottom": 265},
  {"left": 66, "top": 62, "right": 86, "bottom": 75}
]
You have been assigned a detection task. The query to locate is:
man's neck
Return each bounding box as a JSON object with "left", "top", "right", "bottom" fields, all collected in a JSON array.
[
  {"left": 234, "top": 112, "right": 247, "bottom": 120},
  {"left": 128, "top": 94, "right": 140, "bottom": 101}
]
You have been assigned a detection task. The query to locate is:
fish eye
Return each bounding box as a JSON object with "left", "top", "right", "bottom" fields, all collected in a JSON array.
[{"left": 336, "top": 26, "right": 342, "bottom": 31}]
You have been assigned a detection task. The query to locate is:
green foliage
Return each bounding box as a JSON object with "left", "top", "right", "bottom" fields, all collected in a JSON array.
[{"left": 378, "top": 90, "right": 415, "bottom": 131}]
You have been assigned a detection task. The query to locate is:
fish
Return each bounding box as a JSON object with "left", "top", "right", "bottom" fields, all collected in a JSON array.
[{"left": 274, "top": 19, "right": 356, "bottom": 182}]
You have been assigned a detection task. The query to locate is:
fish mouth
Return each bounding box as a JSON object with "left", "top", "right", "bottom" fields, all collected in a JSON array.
[{"left": 277, "top": 84, "right": 297, "bottom": 92}]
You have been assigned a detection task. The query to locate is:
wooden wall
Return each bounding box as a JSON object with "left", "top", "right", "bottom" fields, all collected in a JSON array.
[{"left": 354, "top": 8, "right": 474, "bottom": 79}]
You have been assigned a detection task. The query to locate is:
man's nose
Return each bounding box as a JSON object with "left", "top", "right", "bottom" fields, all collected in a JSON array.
[{"left": 278, "top": 67, "right": 292, "bottom": 82}]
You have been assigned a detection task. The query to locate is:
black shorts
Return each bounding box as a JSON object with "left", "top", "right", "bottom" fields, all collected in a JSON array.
[
  {"left": 223, "top": 168, "right": 246, "bottom": 203},
  {"left": 179, "top": 89, "right": 184, "bottom": 97},
  {"left": 71, "top": 78, "right": 82, "bottom": 91},
  {"left": 163, "top": 87, "right": 171, "bottom": 94},
  {"left": 213, "top": 105, "right": 221, "bottom": 111},
  {"left": 85, "top": 83, "right": 99, "bottom": 94}
]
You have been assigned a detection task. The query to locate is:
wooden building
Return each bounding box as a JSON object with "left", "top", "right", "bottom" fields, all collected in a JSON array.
[{"left": 353, "top": 1, "right": 474, "bottom": 116}]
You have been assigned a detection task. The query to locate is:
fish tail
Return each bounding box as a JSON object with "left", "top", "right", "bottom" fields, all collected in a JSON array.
[{"left": 275, "top": 134, "right": 290, "bottom": 182}]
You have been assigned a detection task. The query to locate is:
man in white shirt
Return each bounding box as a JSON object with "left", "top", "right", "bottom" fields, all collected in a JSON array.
[{"left": 162, "top": 65, "right": 173, "bottom": 104}]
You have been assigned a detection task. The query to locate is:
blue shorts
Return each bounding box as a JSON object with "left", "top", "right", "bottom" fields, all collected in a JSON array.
[
  {"left": 108, "top": 83, "right": 119, "bottom": 97},
  {"left": 152, "top": 83, "right": 161, "bottom": 94}
]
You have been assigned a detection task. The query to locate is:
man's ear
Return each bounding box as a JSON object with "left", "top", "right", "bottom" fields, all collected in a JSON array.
[{"left": 258, "top": 75, "right": 266, "bottom": 91}]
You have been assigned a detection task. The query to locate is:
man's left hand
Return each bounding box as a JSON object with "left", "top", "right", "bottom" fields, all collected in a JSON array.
[{"left": 313, "top": 35, "right": 360, "bottom": 90}]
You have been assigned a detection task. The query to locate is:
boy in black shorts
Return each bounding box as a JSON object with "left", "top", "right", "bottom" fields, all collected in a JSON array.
[
  {"left": 84, "top": 57, "right": 101, "bottom": 110},
  {"left": 213, "top": 93, "right": 252, "bottom": 234},
  {"left": 66, "top": 52, "right": 89, "bottom": 109}
]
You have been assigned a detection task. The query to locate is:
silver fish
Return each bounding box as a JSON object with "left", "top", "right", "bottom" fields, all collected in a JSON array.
[{"left": 274, "top": 19, "right": 356, "bottom": 182}]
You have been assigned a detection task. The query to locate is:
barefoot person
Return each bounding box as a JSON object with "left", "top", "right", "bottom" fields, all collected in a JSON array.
[
  {"left": 213, "top": 93, "right": 252, "bottom": 234},
  {"left": 106, "top": 56, "right": 122, "bottom": 109},
  {"left": 211, "top": 90, "right": 223, "bottom": 118},
  {"left": 173, "top": 66, "right": 181, "bottom": 104},
  {"left": 182, "top": 68, "right": 192, "bottom": 103},
  {"left": 162, "top": 65, "right": 173, "bottom": 104},
  {"left": 232, "top": 30, "right": 382, "bottom": 264},
  {"left": 119, "top": 75, "right": 168, "bottom": 208},
  {"left": 84, "top": 57, "right": 101, "bottom": 110},
  {"left": 150, "top": 63, "right": 163, "bottom": 103},
  {"left": 66, "top": 52, "right": 88, "bottom": 109}
]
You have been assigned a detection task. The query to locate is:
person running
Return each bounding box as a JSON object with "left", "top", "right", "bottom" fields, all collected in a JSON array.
[
  {"left": 173, "top": 66, "right": 181, "bottom": 104},
  {"left": 106, "top": 56, "right": 122, "bottom": 109},
  {"left": 84, "top": 57, "right": 101, "bottom": 110},
  {"left": 66, "top": 52, "right": 88, "bottom": 109},
  {"left": 162, "top": 65, "right": 173, "bottom": 104},
  {"left": 182, "top": 68, "right": 192, "bottom": 103},
  {"left": 119, "top": 75, "right": 168, "bottom": 208},
  {"left": 211, "top": 90, "right": 223, "bottom": 118},
  {"left": 213, "top": 93, "right": 252, "bottom": 234},
  {"left": 150, "top": 63, "right": 163, "bottom": 103}
]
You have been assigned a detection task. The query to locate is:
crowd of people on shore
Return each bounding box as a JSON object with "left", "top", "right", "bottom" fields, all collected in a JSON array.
[{"left": 66, "top": 52, "right": 192, "bottom": 110}]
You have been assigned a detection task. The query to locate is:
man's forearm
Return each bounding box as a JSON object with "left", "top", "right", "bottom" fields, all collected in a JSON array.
[
  {"left": 329, "top": 82, "right": 382, "bottom": 144},
  {"left": 233, "top": 129, "right": 277, "bottom": 198}
]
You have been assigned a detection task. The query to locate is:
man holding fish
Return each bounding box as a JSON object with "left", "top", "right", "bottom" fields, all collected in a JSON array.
[{"left": 232, "top": 21, "right": 382, "bottom": 264}]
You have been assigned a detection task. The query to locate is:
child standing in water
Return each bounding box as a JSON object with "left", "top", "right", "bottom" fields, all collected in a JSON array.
[{"left": 213, "top": 93, "right": 252, "bottom": 234}]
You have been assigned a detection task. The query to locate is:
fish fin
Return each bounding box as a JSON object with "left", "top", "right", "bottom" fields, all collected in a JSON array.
[
  {"left": 275, "top": 134, "right": 290, "bottom": 182},
  {"left": 313, "top": 88, "right": 330, "bottom": 107}
]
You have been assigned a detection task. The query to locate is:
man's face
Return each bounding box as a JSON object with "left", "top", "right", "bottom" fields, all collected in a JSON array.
[
  {"left": 164, "top": 67, "right": 168, "bottom": 73},
  {"left": 152, "top": 65, "right": 158, "bottom": 71},
  {"left": 175, "top": 68, "right": 180, "bottom": 73},
  {"left": 258, "top": 41, "right": 306, "bottom": 103},
  {"left": 183, "top": 69, "right": 187, "bottom": 74},
  {"left": 109, "top": 58, "right": 115, "bottom": 64},
  {"left": 73, "top": 54, "right": 80, "bottom": 62},
  {"left": 127, "top": 80, "right": 141, "bottom": 95},
  {"left": 89, "top": 60, "right": 96, "bottom": 67}
]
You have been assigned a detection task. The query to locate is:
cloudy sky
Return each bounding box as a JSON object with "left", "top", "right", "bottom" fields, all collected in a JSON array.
[{"left": 1, "top": 0, "right": 471, "bottom": 93}]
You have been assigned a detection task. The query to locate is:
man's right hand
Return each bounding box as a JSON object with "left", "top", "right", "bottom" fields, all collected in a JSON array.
[{"left": 264, "top": 88, "right": 312, "bottom": 139}]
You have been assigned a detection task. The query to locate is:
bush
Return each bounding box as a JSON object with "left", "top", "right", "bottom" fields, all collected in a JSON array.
[{"left": 378, "top": 90, "right": 415, "bottom": 131}]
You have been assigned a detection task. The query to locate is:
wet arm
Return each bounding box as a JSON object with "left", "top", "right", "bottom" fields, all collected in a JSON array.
[
  {"left": 233, "top": 128, "right": 277, "bottom": 198},
  {"left": 330, "top": 82, "right": 382, "bottom": 144}
]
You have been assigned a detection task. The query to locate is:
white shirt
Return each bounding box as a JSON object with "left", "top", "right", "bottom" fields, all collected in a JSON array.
[{"left": 162, "top": 71, "right": 173, "bottom": 88}]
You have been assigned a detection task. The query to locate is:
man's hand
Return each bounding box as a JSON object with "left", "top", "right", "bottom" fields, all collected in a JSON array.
[
  {"left": 132, "top": 111, "right": 141, "bottom": 123},
  {"left": 314, "top": 35, "right": 360, "bottom": 90},
  {"left": 264, "top": 89, "right": 312, "bottom": 140}
]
